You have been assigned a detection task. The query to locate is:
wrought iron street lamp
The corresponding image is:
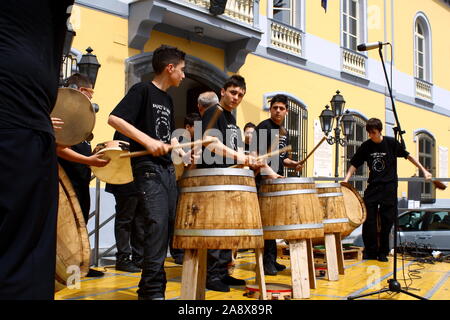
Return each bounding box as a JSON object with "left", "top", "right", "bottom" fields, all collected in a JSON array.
[
  {"left": 319, "top": 91, "right": 355, "bottom": 181},
  {"left": 78, "top": 47, "right": 101, "bottom": 88}
]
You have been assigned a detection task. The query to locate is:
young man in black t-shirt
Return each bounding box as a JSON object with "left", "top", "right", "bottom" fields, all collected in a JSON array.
[
  {"left": 343, "top": 118, "right": 432, "bottom": 262},
  {"left": 253, "top": 94, "right": 304, "bottom": 275},
  {"left": 198, "top": 75, "right": 260, "bottom": 292},
  {"left": 108, "top": 45, "right": 186, "bottom": 300},
  {"left": 0, "top": 0, "right": 74, "bottom": 300}
]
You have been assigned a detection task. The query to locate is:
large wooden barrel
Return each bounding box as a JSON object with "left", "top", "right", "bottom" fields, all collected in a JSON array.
[
  {"left": 340, "top": 182, "right": 367, "bottom": 238},
  {"left": 55, "top": 165, "right": 90, "bottom": 291},
  {"left": 173, "top": 168, "right": 264, "bottom": 249},
  {"left": 315, "top": 183, "right": 348, "bottom": 234},
  {"left": 258, "top": 178, "right": 324, "bottom": 240}
]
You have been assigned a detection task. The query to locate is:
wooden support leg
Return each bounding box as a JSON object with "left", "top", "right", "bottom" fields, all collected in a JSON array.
[
  {"left": 324, "top": 233, "right": 339, "bottom": 281},
  {"left": 180, "top": 249, "right": 201, "bottom": 300},
  {"left": 254, "top": 248, "right": 267, "bottom": 300},
  {"left": 334, "top": 233, "right": 345, "bottom": 275},
  {"left": 289, "top": 239, "right": 310, "bottom": 299},
  {"left": 306, "top": 239, "right": 316, "bottom": 289},
  {"left": 196, "top": 249, "right": 207, "bottom": 300}
]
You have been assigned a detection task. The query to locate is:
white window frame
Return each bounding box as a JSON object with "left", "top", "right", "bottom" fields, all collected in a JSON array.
[
  {"left": 341, "top": 0, "right": 367, "bottom": 52},
  {"left": 413, "top": 13, "right": 432, "bottom": 83},
  {"left": 269, "top": 0, "right": 305, "bottom": 30}
]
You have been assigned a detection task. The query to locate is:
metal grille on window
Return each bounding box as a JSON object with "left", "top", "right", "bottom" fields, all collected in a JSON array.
[
  {"left": 345, "top": 114, "right": 367, "bottom": 195},
  {"left": 61, "top": 53, "right": 78, "bottom": 82},
  {"left": 283, "top": 98, "right": 307, "bottom": 177},
  {"left": 417, "top": 133, "right": 436, "bottom": 203}
]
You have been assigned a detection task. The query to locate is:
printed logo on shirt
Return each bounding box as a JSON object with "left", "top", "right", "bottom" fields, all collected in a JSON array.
[
  {"left": 370, "top": 152, "right": 386, "bottom": 172},
  {"left": 227, "top": 124, "right": 239, "bottom": 151},
  {"left": 153, "top": 103, "right": 171, "bottom": 143},
  {"left": 279, "top": 134, "right": 288, "bottom": 158}
]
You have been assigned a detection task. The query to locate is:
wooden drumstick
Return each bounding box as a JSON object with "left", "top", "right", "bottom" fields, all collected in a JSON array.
[
  {"left": 297, "top": 136, "right": 327, "bottom": 166},
  {"left": 432, "top": 179, "right": 447, "bottom": 190},
  {"left": 119, "top": 137, "right": 217, "bottom": 158},
  {"left": 229, "top": 145, "right": 292, "bottom": 168}
]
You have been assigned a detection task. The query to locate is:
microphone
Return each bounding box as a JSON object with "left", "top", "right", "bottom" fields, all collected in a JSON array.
[{"left": 357, "top": 41, "right": 389, "bottom": 51}]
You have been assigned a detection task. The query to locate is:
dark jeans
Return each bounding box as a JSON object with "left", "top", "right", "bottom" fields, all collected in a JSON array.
[
  {"left": 263, "top": 239, "right": 277, "bottom": 267},
  {"left": 363, "top": 182, "right": 397, "bottom": 256},
  {"left": 133, "top": 162, "right": 178, "bottom": 299},
  {"left": 71, "top": 180, "right": 91, "bottom": 224},
  {"left": 0, "top": 128, "right": 58, "bottom": 300},
  {"left": 207, "top": 249, "right": 233, "bottom": 282},
  {"left": 113, "top": 193, "right": 145, "bottom": 264}
]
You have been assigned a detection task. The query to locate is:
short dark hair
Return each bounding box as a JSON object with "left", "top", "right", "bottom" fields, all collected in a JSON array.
[
  {"left": 152, "top": 45, "right": 186, "bottom": 75},
  {"left": 223, "top": 75, "right": 246, "bottom": 92},
  {"left": 244, "top": 122, "right": 256, "bottom": 131},
  {"left": 366, "top": 118, "right": 383, "bottom": 132},
  {"left": 64, "top": 73, "right": 92, "bottom": 89},
  {"left": 270, "top": 94, "right": 288, "bottom": 108},
  {"left": 184, "top": 113, "right": 201, "bottom": 127}
]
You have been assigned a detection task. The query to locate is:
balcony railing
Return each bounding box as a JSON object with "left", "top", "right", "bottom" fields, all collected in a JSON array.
[
  {"left": 270, "top": 20, "right": 302, "bottom": 56},
  {"left": 342, "top": 48, "right": 366, "bottom": 77},
  {"left": 415, "top": 78, "right": 433, "bottom": 101},
  {"left": 184, "top": 0, "right": 254, "bottom": 25}
]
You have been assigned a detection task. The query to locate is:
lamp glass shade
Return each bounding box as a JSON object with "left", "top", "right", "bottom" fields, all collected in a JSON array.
[
  {"left": 78, "top": 47, "right": 101, "bottom": 88},
  {"left": 341, "top": 111, "right": 355, "bottom": 137},
  {"left": 319, "top": 105, "right": 334, "bottom": 135},
  {"left": 330, "top": 90, "right": 346, "bottom": 117}
]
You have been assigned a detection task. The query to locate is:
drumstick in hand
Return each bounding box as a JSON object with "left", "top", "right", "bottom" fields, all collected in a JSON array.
[
  {"left": 229, "top": 145, "right": 292, "bottom": 168},
  {"left": 297, "top": 136, "right": 327, "bottom": 166},
  {"left": 120, "top": 137, "right": 218, "bottom": 158}
]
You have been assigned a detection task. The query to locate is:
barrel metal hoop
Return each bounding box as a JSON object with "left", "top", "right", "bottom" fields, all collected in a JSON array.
[
  {"left": 261, "top": 177, "right": 315, "bottom": 185},
  {"left": 174, "top": 229, "right": 264, "bottom": 237},
  {"left": 317, "top": 192, "right": 344, "bottom": 197},
  {"left": 258, "top": 189, "right": 317, "bottom": 197},
  {"left": 315, "top": 183, "right": 341, "bottom": 188},
  {"left": 263, "top": 223, "right": 324, "bottom": 231},
  {"left": 181, "top": 168, "right": 254, "bottom": 178},
  {"left": 323, "top": 218, "right": 349, "bottom": 224},
  {"left": 180, "top": 185, "right": 257, "bottom": 193}
]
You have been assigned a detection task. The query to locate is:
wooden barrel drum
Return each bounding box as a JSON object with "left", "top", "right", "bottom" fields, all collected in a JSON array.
[
  {"left": 315, "top": 183, "right": 349, "bottom": 234},
  {"left": 55, "top": 165, "right": 90, "bottom": 291},
  {"left": 258, "top": 178, "right": 324, "bottom": 240},
  {"left": 173, "top": 168, "right": 264, "bottom": 249},
  {"left": 339, "top": 182, "right": 367, "bottom": 238}
]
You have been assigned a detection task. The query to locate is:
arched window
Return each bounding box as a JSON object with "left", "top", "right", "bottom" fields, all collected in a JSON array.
[
  {"left": 264, "top": 93, "right": 308, "bottom": 177},
  {"left": 344, "top": 112, "right": 368, "bottom": 194},
  {"left": 413, "top": 13, "right": 433, "bottom": 101},
  {"left": 416, "top": 131, "right": 436, "bottom": 202}
]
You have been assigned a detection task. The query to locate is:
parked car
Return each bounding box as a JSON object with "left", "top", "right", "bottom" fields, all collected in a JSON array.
[{"left": 345, "top": 208, "right": 450, "bottom": 253}]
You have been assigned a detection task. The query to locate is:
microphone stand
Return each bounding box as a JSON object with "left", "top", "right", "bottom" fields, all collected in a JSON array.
[{"left": 348, "top": 45, "right": 427, "bottom": 300}]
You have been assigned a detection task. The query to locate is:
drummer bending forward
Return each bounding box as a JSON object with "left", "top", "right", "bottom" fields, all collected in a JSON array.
[
  {"left": 54, "top": 73, "right": 109, "bottom": 278},
  {"left": 108, "top": 45, "right": 189, "bottom": 300},
  {"left": 343, "top": 118, "right": 432, "bottom": 262},
  {"left": 253, "top": 94, "right": 304, "bottom": 275}
]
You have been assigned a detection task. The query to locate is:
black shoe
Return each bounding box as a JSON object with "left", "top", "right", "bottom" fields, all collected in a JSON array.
[
  {"left": 116, "top": 258, "right": 141, "bottom": 273},
  {"left": 138, "top": 295, "right": 165, "bottom": 300},
  {"left": 363, "top": 252, "right": 378, "bottom": 260},
  {"left": 263, "top": 264, "right": 278, "bottom": 276},
  {"left": 86, "top": 268, "right": 105, "bottom": 277},
  {"left": 274, "top": 261, "right": 286, "bottom": 271},
  {"left": 173, "top": 256, "right": 183, "bottom": 265},
  {"left": 222, "top": 275, "right": 246, "bottom": 286},
  {"left": 378, "top": 254, "right": 389, "bottom": 262},
  {"left": 206, "top": 280, "right": 230, "bottom": 292}
]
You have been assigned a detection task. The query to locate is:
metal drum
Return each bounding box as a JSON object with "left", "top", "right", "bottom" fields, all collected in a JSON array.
[
  {"left": 90, "top": 140, "right": 133, "bottom": 185},
  {"left": 51, "top": 87, "right": 95, "bottom": 146},
  {"left": 258, "top": 178, "right": 324, "bottom": 240},
  {"left": 173, "top": 168, "right": 264, "bottom": 249}
]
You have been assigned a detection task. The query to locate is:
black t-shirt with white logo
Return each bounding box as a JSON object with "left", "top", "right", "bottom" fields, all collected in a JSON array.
[
  {"left": 254, "top": 118, "right": 290, "bottom": 176},
  {"left": 0, "top": 0, "right": 74, "bottom": 134},
  {"left": 350, "top": 136, "right": 409, "bottom": 185},
  {"left": 198, "top": 105, "right": 243, "bottom": 168},
  {"left": 110, "top": 82, "right": 175, "bottom": 167}
]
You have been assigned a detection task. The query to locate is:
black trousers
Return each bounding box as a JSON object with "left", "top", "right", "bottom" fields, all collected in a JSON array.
[
  {"left": 133, "top": 162, "right": 178, "bottom": 299},
  {"left": 71, "top": 180, "right": 91, "bottom": 224},
  {"left": 0, "top": 128, "right": 58, "bottom": 300},
  {"left": 363, "top": 182, "right": 397, "bottom": 256},
  {"left": 207, "top": 249, "right": 232, "bottom": 282},
  {"left": 113, "top": 193, "right": 145, "bottom": 263},
  {"left": 263, "top": 239, "right": 277, "bottom": 267}
]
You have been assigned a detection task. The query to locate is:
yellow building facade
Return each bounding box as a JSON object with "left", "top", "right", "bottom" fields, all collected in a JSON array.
[{"left": 68, "top": 0, "right": 450, "bottom": 204}]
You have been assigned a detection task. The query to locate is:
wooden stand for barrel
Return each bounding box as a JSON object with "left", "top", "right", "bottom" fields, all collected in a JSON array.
[
  {"left": 55, "top": 165, "right": 90, "bottom": 291},
  {"left": 316, "top": 183, "right": 348, "bottom": 281},
  {"left": 174, "top": 168, "right": 266, "bottom": 300},
  {"left": 259, "top": 178, "right": 325, "bottom": 299}
]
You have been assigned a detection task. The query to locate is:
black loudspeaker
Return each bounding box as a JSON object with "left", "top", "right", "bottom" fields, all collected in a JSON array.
[{"left": 209, "top": 0, "right": 227, "bottom": 15}]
